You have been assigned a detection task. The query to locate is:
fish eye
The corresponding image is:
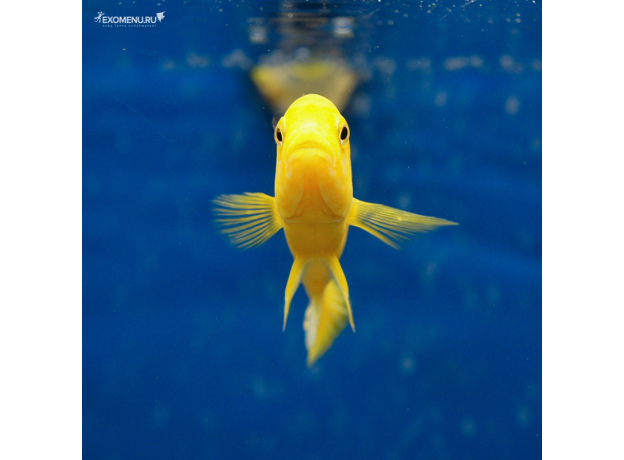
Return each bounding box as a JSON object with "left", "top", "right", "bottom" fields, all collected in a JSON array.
[
  {"left": 275, "top": 126, "right": 283, "bottom": 146},
  {"left": 339, "top": 125, "right": 349, "bottom": 144}
]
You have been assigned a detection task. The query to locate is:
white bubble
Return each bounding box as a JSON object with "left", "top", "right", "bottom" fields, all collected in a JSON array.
[
  {"left": 186, "top": 52, "right": 210, "bottom": 68},
  {"left": 444, "top": 56, "right": 470, "bottom": 71},
  {"left": 435, "top": 91, "right": 448, "bottom": 107},
  {"left": 400, "top": 354, "right": 417, "bottom": 375},
  {"left": 500, "top": 54, "right": 524, "bottom": 73},
  {"left": 222, "top": 49, "right": 252, "bottom": 70},
  {"left": 505, "top": 95, "right": 521, "bottom": 115}
]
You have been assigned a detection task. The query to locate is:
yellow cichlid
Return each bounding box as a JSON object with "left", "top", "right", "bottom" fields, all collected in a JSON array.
[{"left": 213, "top": 94, "right": 457, "bottom": 366}]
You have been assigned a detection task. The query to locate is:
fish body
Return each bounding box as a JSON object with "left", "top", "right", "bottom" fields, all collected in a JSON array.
[
  {"left": 214, "top": 94, "right": 457, "bottom": 365},
  {"left": 250, "top": 58, "right": 358, "bottom": 114}
]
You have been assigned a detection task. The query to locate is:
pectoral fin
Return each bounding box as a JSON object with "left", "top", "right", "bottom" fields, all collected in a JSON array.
[
  {"left": 213, "top": 193, "right": 283, "bottom": 249},
  {"left": 347, "top": 198, "right": 458, "bottom": 249}
]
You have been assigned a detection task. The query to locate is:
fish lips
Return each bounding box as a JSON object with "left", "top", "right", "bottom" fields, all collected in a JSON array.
[{"left": 283, "top": 140, "right": 337, "bottom": 169}]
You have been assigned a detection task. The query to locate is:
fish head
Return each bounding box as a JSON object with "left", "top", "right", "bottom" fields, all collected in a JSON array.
[{"left": 274, "top": 94, "right": 353, "bottom": 221}]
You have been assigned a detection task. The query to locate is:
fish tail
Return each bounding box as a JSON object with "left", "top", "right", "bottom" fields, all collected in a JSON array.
[
  {"left": 304, "top": 279, "right": 350, "bottom": 366},
  {"left": 303, "top": 255, "right": 354, "bottom": 366},
  {"left": 283, "top": 255, "right": 354, "bottom": 365}
]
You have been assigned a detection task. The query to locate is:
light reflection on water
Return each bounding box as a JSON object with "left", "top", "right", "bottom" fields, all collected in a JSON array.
[{"left": 233, "top": 0, "right": 541, "bottom": 113}]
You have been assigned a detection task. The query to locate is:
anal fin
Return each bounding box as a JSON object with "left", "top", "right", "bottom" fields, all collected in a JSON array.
[
  {"left": 283, "top": 257, "right": 307, "bottom": 330},
  {"left": 325, "top": 255, "right": 355, "bottom": 331}
]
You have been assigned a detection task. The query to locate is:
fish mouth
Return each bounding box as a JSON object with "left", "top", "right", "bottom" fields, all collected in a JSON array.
[
  {"left": 284, "top": 133, "right": 336, "bottom": 166},
  {"left": 287, "top": 144, "right": 334, "bottom": 163}
]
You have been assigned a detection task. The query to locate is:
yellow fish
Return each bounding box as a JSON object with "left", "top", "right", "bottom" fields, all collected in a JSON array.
[{"left": 214, "top": 94, "right": 457, "bottom": 366}]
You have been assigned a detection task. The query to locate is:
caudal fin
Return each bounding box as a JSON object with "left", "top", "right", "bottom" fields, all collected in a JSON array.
[{"left": 303, "top": 279, "right": 350, "bottom": 366}]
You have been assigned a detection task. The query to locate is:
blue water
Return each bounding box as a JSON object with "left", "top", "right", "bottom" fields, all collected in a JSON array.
[{"left": 83, "top": 1, "right": 541, "bottom": 458}]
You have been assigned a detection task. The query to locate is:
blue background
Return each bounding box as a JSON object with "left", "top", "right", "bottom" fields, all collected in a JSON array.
[{"left": 83, "top": 1, "right": 541, "bottom": 458}]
